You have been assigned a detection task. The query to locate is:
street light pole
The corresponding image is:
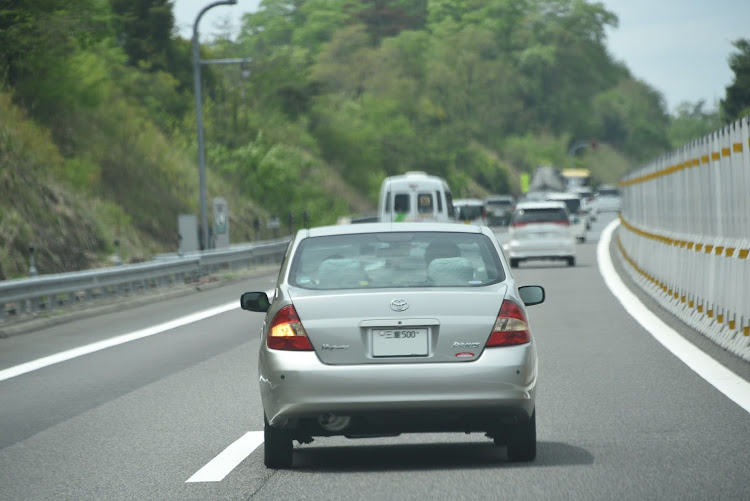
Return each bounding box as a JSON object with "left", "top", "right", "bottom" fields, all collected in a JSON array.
[{"left": 192, "top": 0, "right": 237, "bottom": 251}]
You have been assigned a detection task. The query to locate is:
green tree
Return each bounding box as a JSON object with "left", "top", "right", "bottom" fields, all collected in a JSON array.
[
  {"left": 110, "top": 0, "right": 175, "bottom": 71},
  {"left": 0, "top": 1, "right": 111, "bottom": 119},
  {"left": 721, "top": 38, "right": 750, "bottom": 122},
  {"left": 511, "top": 0, "right": 620, "bottom": 136},
  {"left": 349, "top": 0, "right": 428, "bottom": 43},
  {"left": 292, "top": 0, "right": 350, "bottom": 59},
  {"left": 668, "top": 101, "right": 721, "bottom": 148},
  {"left": 238, "top": 0, "right": 302, "bottom": 55},
  {"left": 424, "top": 26, "right": 522, "bottom": 144},
  {"left": 591, "top": 78, "right": 670, "bottom": 162},
  {"left": 309, "top": 24, "right": 374, "bottom": 96},
  {"left": 109, "top": 0, "right": 194, "bottom": 117}
]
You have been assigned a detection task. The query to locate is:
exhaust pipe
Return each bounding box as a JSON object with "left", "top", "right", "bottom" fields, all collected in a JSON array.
[{"left": 318, "top": 413, "right": 351, "bottom": 432}]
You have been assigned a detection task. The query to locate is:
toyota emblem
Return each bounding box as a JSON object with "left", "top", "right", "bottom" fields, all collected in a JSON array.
[{"left": 390, "top": 299, "right": 409, "bottom": 312}]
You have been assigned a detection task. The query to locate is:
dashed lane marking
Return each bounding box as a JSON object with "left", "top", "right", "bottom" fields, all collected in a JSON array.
[
  {"left": 186, "top": 431, "right": 265, "bottom": 482},
  {"left": 0, "top": 302, "right": 237, "bottom": 382},
  {"left": 0, "top": 289, "right": 275, "bottom": 382}
]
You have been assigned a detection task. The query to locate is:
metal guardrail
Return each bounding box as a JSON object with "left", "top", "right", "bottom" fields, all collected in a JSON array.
[
  {"left": 616, "top": 115, "right": 749, "bottom": 362},
  {"left": 0, "top": 238, "right": 290, "bottom": 324}
]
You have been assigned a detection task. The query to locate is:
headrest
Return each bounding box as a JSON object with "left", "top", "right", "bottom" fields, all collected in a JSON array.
[
  {"left": 318, "top": 258, "right": 366, "bottom": 288},
  {"left": 424, "top": 242, "right": 461, "bottom": 264},
  {"left": 427, "top": 257, "right": 473, "bottom": 285}
]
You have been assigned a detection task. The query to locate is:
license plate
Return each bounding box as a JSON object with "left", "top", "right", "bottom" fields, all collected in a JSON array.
[{"left": 371, "top": 328, "right": 429, "bottom": 357}]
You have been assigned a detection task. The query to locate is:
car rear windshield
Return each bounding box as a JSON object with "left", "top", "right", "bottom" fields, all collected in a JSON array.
[
  {"left": 456, "top": 205, "right": 484, "bottom": 221},
  {"left": 556, "top": 198, "right": 581, "bottom": 214},
  {"left": 512, "top": 207, "right": 569, "bottom": 224},
  {"left": 487, "top": 200, "right": 512, "bottom": 207},
  {"left": 598, "top": 188, "right": 620, "bottom": 196},
  {"left": 289, "top": 232, "right": 505, "bottom": 289}
]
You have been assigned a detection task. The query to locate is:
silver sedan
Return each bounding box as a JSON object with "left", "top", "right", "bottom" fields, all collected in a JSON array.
[{"left": 240, "top": 222, "right": 545, "bottom": 469}]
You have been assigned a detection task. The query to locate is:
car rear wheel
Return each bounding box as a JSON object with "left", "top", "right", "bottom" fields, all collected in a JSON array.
[
  {"left": 506, "top": 410, "right": 536, "bottom": 462},
  {"left": 264, "top": 416, "right": 293, "bottom": 469},
  {"left": 510, "top": 258, "right": 520, "bottom": 268},
  {"left": 567, "top": 257, "right": 575, "bottom": 267}
]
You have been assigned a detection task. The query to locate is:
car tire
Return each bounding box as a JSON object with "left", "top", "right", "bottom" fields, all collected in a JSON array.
[
  {"left": 506, "top": 410, "right": 536, "bottom": 462},
  {"left": 510, "top": 258, "right": 520, "bottom": 268},
  {"left": 577, "top": 236, "right": 586, "bottom": 243},
  {"left": 567, "top": 257, "right": 575, "bottom": 267},
  {"left": 264, "top": 416, "right": 293, "bottom": 469}
]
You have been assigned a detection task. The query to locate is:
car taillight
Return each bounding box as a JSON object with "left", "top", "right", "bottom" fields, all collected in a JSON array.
[
  {"left": 267, "top": 305, "right": 313, "bottom": 351},
  {"left": 554, "top": 220, "right": 570, "bottom": 226},
  {"left": 486, "top": 300, "right": 531, "bottom": 347}
]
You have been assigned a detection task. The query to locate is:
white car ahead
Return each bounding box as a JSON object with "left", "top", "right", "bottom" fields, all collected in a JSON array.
[
  {"left": 240, "top": 223, "right": 546, "bottom": 468},
  {"left": 504, "top": 200, "right": 576, "bottom": 267}
]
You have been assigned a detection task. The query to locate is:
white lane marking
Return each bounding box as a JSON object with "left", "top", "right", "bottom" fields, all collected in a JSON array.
[
  {"left": 186, "top": 431, "right": 265, "bottom": 482},
  {"left": 0, "top": 301, "right": 237, "bottom": 382},
  {"left": 599, "top": 219, "right": 750, "bottom": 413}
]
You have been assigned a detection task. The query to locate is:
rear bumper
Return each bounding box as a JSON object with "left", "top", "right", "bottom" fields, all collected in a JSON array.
[
  {"left": 505, "top": 238, "right": 575, "bottom": 259},
  {"left": 259, "top": 344, "right": 537, "bottom": 431}
]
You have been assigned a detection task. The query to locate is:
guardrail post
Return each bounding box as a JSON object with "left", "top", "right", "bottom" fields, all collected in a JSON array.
[
  {"left": 29, "top": 246, "right": 38, "bottom": 277},
  {"left": 114, "top": 240, "right": 122, "bottom": 266}
]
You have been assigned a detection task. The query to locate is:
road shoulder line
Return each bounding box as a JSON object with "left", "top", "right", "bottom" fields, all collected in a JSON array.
[{"left": 598, "top": 219, "right": 750, "bottom": 413}]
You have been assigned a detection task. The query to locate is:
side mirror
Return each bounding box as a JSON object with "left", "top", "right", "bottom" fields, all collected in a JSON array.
[
  {"left": 240, "top": 291, "right": 271, "bottom": 312},
  {"left": 519, "top": 285, "right": 545, "bottom": 306}
]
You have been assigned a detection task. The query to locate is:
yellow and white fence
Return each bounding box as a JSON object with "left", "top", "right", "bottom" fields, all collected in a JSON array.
[{"left": 616, "top": 116, "right": 750, "bottom": 361}]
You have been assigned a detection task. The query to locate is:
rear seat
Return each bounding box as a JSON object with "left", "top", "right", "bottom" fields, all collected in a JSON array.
[
  {"left": 317, "top": 258, "right": 368, "bottom": 288},
  {"left": 427, "top": 257, "right": 474, "bottom": 285}
]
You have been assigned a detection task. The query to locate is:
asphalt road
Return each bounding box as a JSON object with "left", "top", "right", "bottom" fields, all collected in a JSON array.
[{"left": 1, "top": 214, "right": 748, "bottom": 501}]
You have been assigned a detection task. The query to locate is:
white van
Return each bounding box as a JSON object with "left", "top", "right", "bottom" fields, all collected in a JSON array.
[{"left": 378, "top": 171, "right": 456, "bottom": 223}]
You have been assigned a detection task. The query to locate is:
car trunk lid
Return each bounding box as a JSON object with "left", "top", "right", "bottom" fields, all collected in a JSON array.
[{"left": 287, "top": 285, "right": 507, "bottom": 365}]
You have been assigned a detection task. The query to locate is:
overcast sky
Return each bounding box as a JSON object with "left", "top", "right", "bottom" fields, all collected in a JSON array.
[{"left": 173, "top": 0, "right": 750, "bottom": 113}]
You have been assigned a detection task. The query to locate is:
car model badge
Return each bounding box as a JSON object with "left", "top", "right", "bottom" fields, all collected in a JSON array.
[
  {"left": 390, "top": 299, "right": 409, "bottom": 312},
  {"left": 452, "top": 342, "right": 481, "bottom": 349},
  {"left": 322, "top": 344, "right": 350, "bottom": 350}
]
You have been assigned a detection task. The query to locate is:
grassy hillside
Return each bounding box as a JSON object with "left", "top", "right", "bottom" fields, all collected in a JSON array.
[{"left": 0, "top": 90, "right": 370, "bottom": 280}]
